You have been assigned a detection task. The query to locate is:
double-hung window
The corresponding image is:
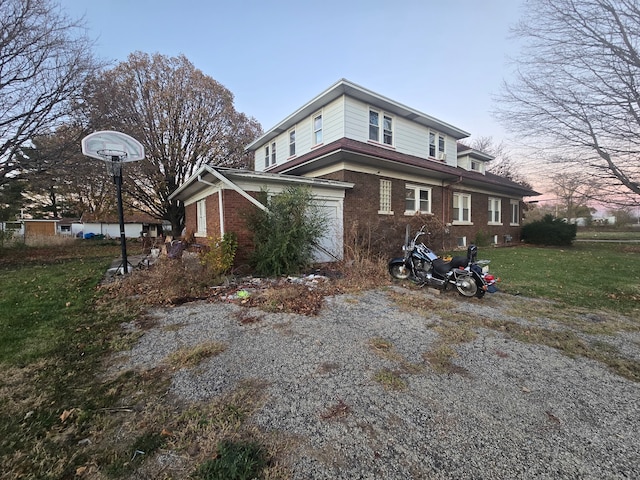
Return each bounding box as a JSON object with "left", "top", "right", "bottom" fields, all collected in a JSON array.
[
  {"left": 510, "top": 200, "right": 520, "bottom": 225},
  {"left": 264, "top": 145, "right": 269, "bottom": 169},
  {"left": 488, "top": 197, "right": 502, "bottom": 224},
  {"left": 196, "top": 199, "right": 207, "bottom": 236},
  {"left": 313, "top": 113, "right": 323, "bottom": 145},
  {"left": 429, "top": 132, "right": 445, "bottom": 159},
  {"left": 271, "top": 142, "right": 276, "bottom": 166},
  {"left": 453, "top": 193, "right": 471, "bottom": 223},
  {"left": 369, "top": 109, "right": 393, "bottom": 145},
  {"left": 429, "top": 132, "right": 436, "bottom": 157},
  {"left": 405, "top": 184, "right": 431, "bottom": 214},
  {"left": 289, "top": 129, "right": 296, "bottom": 156}
]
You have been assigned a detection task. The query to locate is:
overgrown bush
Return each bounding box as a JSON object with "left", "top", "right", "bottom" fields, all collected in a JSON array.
[
  {"left": 246, "top": 186, "right": 327, "bottom": 276},
  {"left": 345, "top": 214, "right": 447, "bottom": 260},
  {"left": 200, "top": 232, "right": 238, "bottom": 276},
  {"left": 521, "top": 214, "right": 577, "bottom": 246}
]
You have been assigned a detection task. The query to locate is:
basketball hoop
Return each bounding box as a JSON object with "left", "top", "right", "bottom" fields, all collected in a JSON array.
[
  {"left": 96, "top": 149, "right": 129, "bottom": 159},
  {"left": 81, "top": 131, "right": 146, "bottom": 275}
]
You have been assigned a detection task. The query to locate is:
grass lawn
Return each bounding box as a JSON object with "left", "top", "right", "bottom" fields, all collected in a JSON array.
[{"left": 480, "top": 242, "right": 640, "bottom": 315}]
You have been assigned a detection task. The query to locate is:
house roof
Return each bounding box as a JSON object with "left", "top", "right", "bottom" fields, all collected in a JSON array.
[
  {"left": 245, "top": 79, "right": 470, "bottom": 151},
  {"left": 270, "top": 138, "right": 540, "bottom": 198},
  {"left": 456, "top": 143, "right": 494, "bottom": 162},
  {"left": 169, "top": 164, "right": 355, "bottom": 202}
]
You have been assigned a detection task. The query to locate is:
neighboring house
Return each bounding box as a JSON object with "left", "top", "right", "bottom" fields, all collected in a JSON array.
[
  {"left": 173, "top": 79, "right": 539, "bottom": 261},
  {"left": 56, "top": 218, "right": 84, "bottom": 236},
  {"left": 80, "top": 212, "right": 168, "bottom": 239}
]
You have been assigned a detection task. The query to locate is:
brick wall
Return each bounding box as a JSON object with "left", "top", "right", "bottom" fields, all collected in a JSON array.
[
  {"left": 319, "top": 169, "right": 523, "bottom": 251},
  {"left": 221, "top": 190, "right": 259, "bottom": 265}
]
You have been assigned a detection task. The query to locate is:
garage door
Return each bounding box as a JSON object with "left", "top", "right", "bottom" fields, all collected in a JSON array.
[{"left": 311, "top": 199, "right": 343, "bottom": 262}]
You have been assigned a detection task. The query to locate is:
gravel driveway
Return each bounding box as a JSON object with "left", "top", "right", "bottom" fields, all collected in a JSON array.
[{"left": 113, "top": 286, "right": 640, "bottom": 479}]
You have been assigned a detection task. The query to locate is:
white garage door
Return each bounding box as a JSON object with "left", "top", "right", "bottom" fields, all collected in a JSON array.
[{"left": 312, "top": 199, "right": 343, "bottom": 263}]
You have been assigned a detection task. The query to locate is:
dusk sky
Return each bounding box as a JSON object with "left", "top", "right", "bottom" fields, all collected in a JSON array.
[{"left": 60, "top": 0, "right": 525, "bottom": 144}]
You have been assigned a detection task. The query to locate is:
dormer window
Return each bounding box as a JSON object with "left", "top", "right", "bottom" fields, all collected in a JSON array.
[{"left": 471, "top": 160, "right": 480, "bottom": 171}]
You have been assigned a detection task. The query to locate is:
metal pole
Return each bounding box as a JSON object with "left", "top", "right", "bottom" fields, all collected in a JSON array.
[{"left": 112, "top": 155, "right": 128, "bottom": 274}]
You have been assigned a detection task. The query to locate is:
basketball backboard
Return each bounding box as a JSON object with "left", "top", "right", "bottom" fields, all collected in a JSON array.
[{"left": 81, "top": 130, "right": 145, "bottom": 162}]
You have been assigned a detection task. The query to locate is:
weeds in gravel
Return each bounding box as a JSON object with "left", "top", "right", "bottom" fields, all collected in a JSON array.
[
  {"left": 166, "top": 341, "right": 227, "bottom": 369},
  {"left": 373, "top": 368, "right": 408, "bottom": 391},
  {"left": 369, "top": 338, "right": 423, "bottom": 390}
]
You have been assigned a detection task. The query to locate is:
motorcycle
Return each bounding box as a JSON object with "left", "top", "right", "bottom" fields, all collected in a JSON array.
[{"left": 388, "top": 225, "right": 498, "bottom": 298}]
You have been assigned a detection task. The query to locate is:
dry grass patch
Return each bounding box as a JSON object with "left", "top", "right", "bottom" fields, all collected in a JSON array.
[
  {"left": 166, "top": 341, "right": 227, "bottom": 369},
  {"left": 423, "top": 345, "right": 470, "bottom": 376},
  {"left": 320, "top": 399, "right": 352, "bottom": 420}
]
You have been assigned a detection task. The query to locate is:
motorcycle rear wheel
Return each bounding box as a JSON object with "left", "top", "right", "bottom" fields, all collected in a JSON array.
[
  {"left": 389, "top": 263, "right": 411, "bottom": 280},
  {"left": 455, "top": 276, "right": 478, "bottom": 297}
]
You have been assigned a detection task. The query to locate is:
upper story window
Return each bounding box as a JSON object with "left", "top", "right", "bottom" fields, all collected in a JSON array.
[
  {"left": 510, "top": 200, "right": 520, "bottom": 225},
  {"left": 289, "top": 129, "right": 296, "bottom": 156},
  {"left": 405, "top": 184, "right": 431, "bottom": 215},
  {"left": 488, "top": 197, "right": 502, "bottom": 224},
  {"left": 453, "top": 193, "right": 471, "bottom": 223},
  {"left": 264, "top": 145, "right": 270, "bottom": 169},
  {"left": 471, "top": 160, "right": 481, "bottom": 172},
  {"left": 313, "top": 113, "right": 323, "bottom": 145},
  {"left": 429, "top": 132, "right": 446, "bottom": 160},
  {"left": 369, "top": 109, "right": 393, "bottom": 146},
  {"left": 379, "top": 179, "right": 393, "bottom": 214},
  {"left": 271, "top": 142, "right": 276, "bottom": 166}
]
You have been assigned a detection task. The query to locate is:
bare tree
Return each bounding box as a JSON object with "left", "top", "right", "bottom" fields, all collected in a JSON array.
[
  {"left": 496, "top": 0, "right": 640, "bottom": 205},
  {"left": 83, "top": 52, "right": 262, "bottom": 234},
  {"left": 551, "top": 172, "right": 597, "bottom": 222},
  {"left": 18, "top": 125, "right": 115, "bottom": 218},
  {"left": 468, "top": 136, "right": 532, "bottom": 188},
  {"left": 0, "top": 0, "right": 98, "bottom": 185}
]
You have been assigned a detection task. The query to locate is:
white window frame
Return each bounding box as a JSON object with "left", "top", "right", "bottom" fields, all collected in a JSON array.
[
  {"left": 196, "top": 199, "right": 207, "bottom": 236},
  {"left": 510, "top": 199, "right": 520, "bottom": 225},
  {"left": 405, "top": 184, "right": 432, "bottom": 215},
  {"left": 429, "top": 132, "right": 436, "bottom": 157},
  {"left": 289, "top": 128, "right": 296, "bottom": 157},
  {"left": 378, "top": 179, "right": 393, "bottom": 214},
  {"left": 264, "top": 145, "right": 269, "bottom": 169},
  {"left": 313, "top": 112, "right": 323, "bottom": 146},
  {"left": 369, "top": 109, "right": 394, "bottom": 146},
  {"left": 428, "top": 131, "right": 446, "bottom": 159},
  {"left": 438, "top": 134, "right": 445, "bottom": 159},
  {"left": 488, "top": 197, "right": 502, "bottom": 225},
  {"left": 271, "top": 141, "right": 276, "bottom": 166},
  {"left": 453, "top": 192, "right": 472, "bottom": 224}
]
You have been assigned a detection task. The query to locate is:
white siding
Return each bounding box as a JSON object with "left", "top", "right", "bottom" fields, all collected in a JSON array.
[
  {"left": 343, "top": 96, "right": 457, "bottom": 165},
  {"left": 253, "top": 94, "right": 463, "bottom": 170}
]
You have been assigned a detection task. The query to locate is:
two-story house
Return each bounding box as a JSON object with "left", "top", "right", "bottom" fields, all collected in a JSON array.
[{"left": 171, "top": 79, "right": 538, "bottom": 262}]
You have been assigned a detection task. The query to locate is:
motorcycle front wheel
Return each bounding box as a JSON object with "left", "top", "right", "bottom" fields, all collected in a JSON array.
[
  {"left": 455, "top": 275, "right": 478, "bottom": 297},
  {"left": 389, "top": 262, "right": 411, "bottom": 280}
]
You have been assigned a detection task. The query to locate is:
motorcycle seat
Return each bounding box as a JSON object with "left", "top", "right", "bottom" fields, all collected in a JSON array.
[{"left": 432, "top": 256, "right": 468, "bottom": 275}]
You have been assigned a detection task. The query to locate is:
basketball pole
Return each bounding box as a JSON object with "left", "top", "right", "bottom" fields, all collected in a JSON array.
[{"left": 112, "top": 155, "right": 129, "bottom": 274}]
